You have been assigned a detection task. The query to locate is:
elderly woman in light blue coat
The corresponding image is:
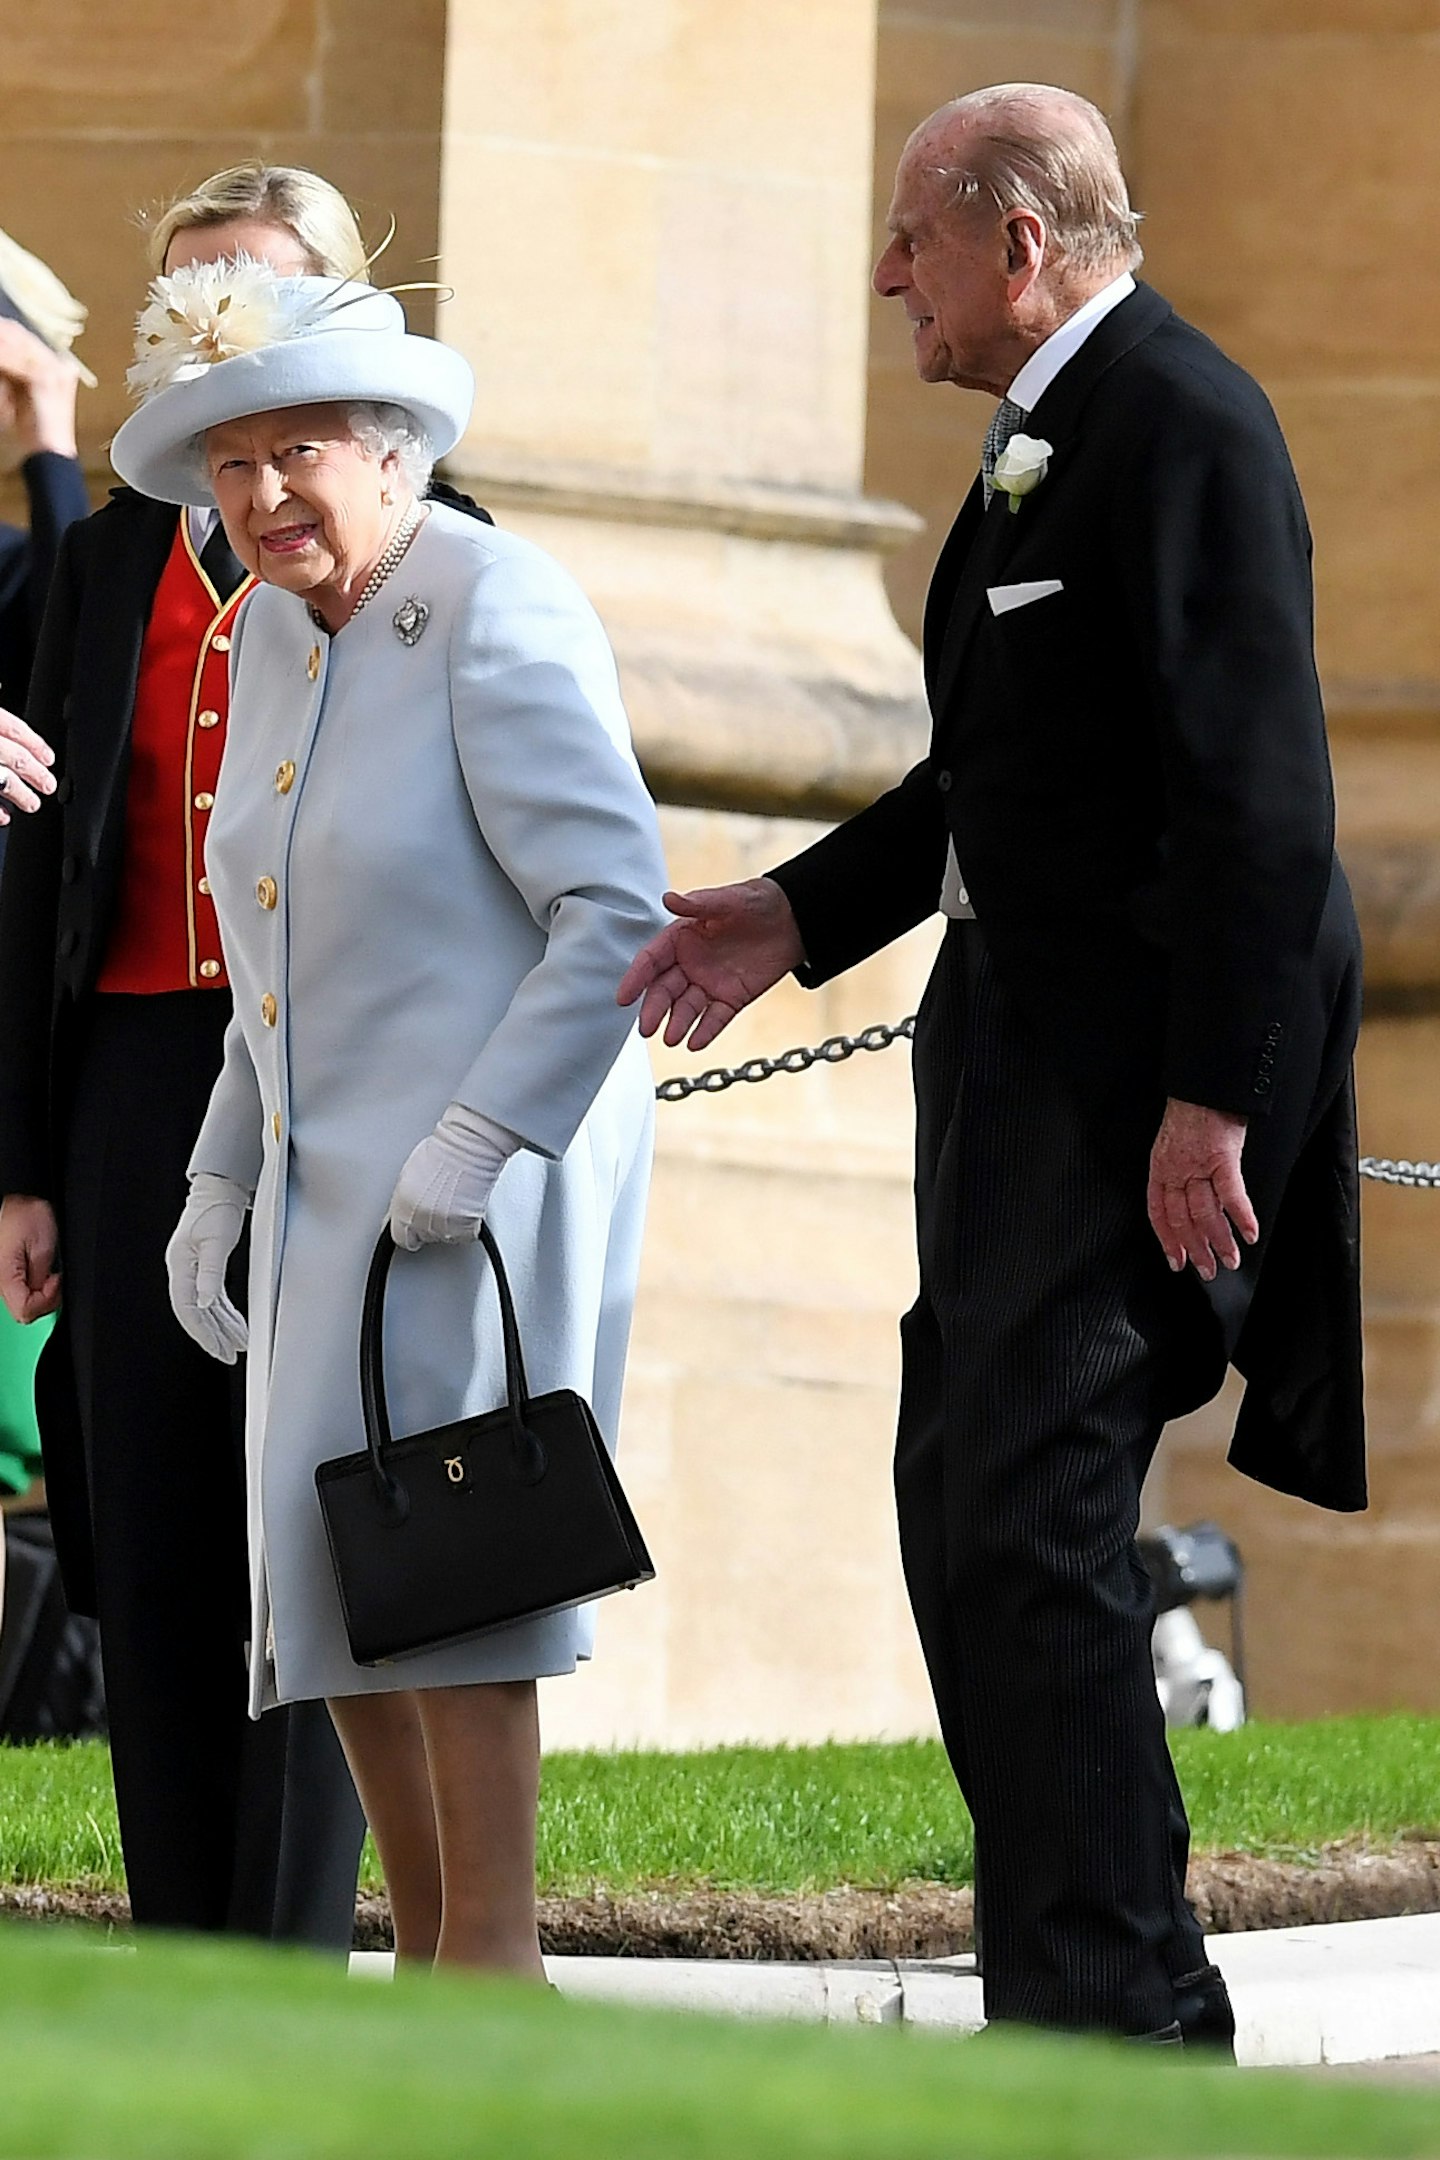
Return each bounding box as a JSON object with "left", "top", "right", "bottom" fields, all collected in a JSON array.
[{"left": 111, "top": 262, "right": 668, "bottom": 1976}]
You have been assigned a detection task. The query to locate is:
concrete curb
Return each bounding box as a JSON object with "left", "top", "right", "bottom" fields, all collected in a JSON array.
[{"left": 351, "top": 1911, "right": 1440, "bottom": 2066}]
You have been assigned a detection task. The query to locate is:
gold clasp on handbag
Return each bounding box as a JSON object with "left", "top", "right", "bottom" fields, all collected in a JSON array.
[{"left": 444, "top": 1455, "right": 466, "bottom": 1486}]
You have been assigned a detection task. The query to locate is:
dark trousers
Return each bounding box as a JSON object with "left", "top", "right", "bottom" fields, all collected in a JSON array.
[
  {"left": 58, "top": 991, "right": 366, "bottom": 1946},
  {"left": 897, "top": 924, "right": 1208, "bottom": 2035}
]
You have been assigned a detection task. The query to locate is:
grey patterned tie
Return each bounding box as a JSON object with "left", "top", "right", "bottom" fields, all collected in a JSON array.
[{"left": 982, "top": 396, "right": 1027, "bottom": 508}]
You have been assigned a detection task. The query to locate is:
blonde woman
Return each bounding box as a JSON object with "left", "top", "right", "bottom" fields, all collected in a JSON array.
[{"left": 0, "top": 163, "right": 491, "bottom": 1946}]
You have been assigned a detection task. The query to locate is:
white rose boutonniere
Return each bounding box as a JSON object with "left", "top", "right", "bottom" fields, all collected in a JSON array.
[{"left": 991, "top": 433, "right": 1053, "bottom": 514}]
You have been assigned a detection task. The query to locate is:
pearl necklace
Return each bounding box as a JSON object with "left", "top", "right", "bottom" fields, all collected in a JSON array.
[
  {"left": 350, "top": 500, "right": 426, "bottom": 619},
  {"left": 306, "top": 501, "right": 427, "bottom": 637}
]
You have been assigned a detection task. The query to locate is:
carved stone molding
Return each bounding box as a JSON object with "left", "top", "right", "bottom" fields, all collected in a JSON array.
[{"left": 443, "top": 451, "right": 924, "bottom": 555}]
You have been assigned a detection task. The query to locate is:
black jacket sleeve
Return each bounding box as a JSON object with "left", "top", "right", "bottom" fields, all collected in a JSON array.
[
  {"left": 0, "top": 519, "right": 83, "bottom": 1198},
  {"left": 766, "top": 756, "right": 946, "bottom": 988},
  {"left": 1112, "top": 381, "right": 1336, "bottom": 1117},
  {"left": 21, "top": 452, "right": 89, "bottom": 657}
]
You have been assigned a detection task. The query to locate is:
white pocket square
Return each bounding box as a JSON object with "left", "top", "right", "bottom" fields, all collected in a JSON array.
[{"left": 987, "top": 579, "right": 1064, "bottom": 617}]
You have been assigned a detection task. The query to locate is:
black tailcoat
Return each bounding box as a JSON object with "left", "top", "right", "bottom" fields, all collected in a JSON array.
[{"left": 772, "top": 284, "right": 1364, "bottom": 1514}]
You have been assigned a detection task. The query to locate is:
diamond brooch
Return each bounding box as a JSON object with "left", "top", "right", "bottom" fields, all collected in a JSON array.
[{"left": 393, "top": 596, "right": 429, "bottom": 647}]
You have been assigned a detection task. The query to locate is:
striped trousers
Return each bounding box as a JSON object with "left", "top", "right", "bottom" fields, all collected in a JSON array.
[{"left": 897, "top": 922, "right": 1208, "bottom": 2034}]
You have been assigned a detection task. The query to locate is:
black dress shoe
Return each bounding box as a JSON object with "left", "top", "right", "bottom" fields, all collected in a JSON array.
[
  {"left": 1132, "top": 2021, "right": 1184, "bottom": 2048},
  {"left": 1173, "top": 1965, "right": 1236, "bottom": 2060},
  {"left": 972, "top": 2018, "right": 1184, "bottom": 2046}
]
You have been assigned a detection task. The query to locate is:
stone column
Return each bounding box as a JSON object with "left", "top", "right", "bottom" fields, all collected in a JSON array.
[{"left": 435, "top": 0, "right": 941, "bottom": 1745}]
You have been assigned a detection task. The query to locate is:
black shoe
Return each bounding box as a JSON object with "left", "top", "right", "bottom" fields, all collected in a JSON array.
[
  {"left": 972, "top": 2018, "right": 1184, "bottom": 2046},
  {"left": 1173, "top": 1965, "right": 1236, "bottom": 2061},
  {"left": 1133, "top": 2021, "right": 1184, "bottom": 2048}
]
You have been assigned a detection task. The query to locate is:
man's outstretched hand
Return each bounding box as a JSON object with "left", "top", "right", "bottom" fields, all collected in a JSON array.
[
  {"left": 618, "top": 877, "right": 805, "bottom": 1050},
  {"left": 1147, "top": 1098, "right": 1259, "bottom": 1283}
]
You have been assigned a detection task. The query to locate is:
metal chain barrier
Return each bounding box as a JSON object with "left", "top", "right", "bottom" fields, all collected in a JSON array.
[
  {"left": 1357, "top": 1157, "right": 1440, "bottom": 1188},
  {"left": 654, "top": 1016, "right": 916, "bottom": 1103},
  {"left": 654, "top": 1015, "right": 1440, "bottom": 1187}
]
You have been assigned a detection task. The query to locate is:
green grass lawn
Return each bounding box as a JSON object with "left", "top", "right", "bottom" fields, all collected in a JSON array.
[
  {"left": 4, "top": 1714, "right": 1440, "bottom": 1898},
  {"left": 4, "top": 1921, "right": 1440, "bottom": 2160}
]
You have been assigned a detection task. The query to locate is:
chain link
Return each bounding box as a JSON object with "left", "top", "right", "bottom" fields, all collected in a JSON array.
[
  {"left": 653, "top": 1017, "right": 1440, "bottom": 1188},
  {"left": 1358, "top": 1157, "right": 1440, "bottom": 1188},
  {"left": 654, "top": 1016, "right": 916, "bottom": 1103}
]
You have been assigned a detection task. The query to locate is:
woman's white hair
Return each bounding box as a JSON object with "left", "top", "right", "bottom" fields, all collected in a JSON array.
[
  {"left": 936, "top": 84, "right": 1143, "bottom": 277},
  {"left": 192, "top": 399, "right": 435, "bottom": 493},
  {"left": 345, "top": 401, "right": 435, "bottom": 496}
]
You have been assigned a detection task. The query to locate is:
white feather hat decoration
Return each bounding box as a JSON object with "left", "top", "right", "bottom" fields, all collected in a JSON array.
[
  {"left": 126, "top": 253, "right": 296, "bottom": 398},
  {"left": 111, "top": 257, "right": 475, "bottom": 507}
]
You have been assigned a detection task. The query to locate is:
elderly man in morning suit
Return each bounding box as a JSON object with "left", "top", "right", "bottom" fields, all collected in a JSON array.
[{"left": 620, "top": 85, "right": 1364, "bottom": 2048}]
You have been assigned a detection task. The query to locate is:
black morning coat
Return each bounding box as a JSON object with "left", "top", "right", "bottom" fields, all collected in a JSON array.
[
  {"left": 0, "top": 479, "right": 494, "bottom": 1613},
  {"left": 770, "top": 282, "right": 1366, "bottom": 1515}
]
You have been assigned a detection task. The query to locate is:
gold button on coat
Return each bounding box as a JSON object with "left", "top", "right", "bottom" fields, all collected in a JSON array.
[
  {"left": 272, "top": 1112, "right": 282, "bottom": 1142},
  {"left": 212, "top": 633, "right": 231, "bottom": 653},
  {"left": 307, "top": 646, "right": 321, "bottom": 681},
  {"left": 194, "top": 791, "right": 214, "bottom": 811},
  {"left": 199, "top": 960, "right": 221, "bottom": 980},
  {"left": 198, "top": 709, "right": 220, "bottom": 730},
  {"left": 256, "top": 876, "right": 278, "bottom": 911},
  {"left": 275, "top": 761, "right": 296, "bottom": 795},
  {"left": 261, "top": 993, "right": 278, "bottom": 1028},
  {"left": 198, "top": 876, "right": 210, "bottom": 895}
]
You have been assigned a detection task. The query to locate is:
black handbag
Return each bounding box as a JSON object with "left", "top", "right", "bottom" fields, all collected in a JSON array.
[{"left": 315, "top": 1224, "right": 655, "bottom": 1667}]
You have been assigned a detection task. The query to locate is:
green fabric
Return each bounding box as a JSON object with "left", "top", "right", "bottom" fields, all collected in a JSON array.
[{"left": 0, "top": 1303, "right": 51, "bottom": 1497}]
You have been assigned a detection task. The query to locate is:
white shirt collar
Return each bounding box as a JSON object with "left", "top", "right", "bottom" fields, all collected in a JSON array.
[
  {"left": 187, "top": 504, "right": 219, "bottom": 552},
  {"left": 1005, "top": 271, "right": 1136, "bottom": 416}
]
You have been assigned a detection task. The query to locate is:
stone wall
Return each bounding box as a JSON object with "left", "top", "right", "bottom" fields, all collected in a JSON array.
[{"left": 0, "top": 0, "right": 448, "bottom": 478}]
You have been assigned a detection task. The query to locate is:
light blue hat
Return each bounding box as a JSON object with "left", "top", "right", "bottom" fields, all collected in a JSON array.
[{"left": 110, "top": 259, "right": 474, "bottom": 507}]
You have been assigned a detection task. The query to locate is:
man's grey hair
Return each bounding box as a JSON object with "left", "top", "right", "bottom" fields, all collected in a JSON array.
[
  {"left": 934, "top": 84, "right": 1143, "bottom": 277},
  {"left": 345, "top": 401, "right": 435, "bottom": 495}
]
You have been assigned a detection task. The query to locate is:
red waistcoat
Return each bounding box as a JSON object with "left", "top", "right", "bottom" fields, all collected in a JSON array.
[{"left": 97, "top": 516, "right": 255, "bottom": 995}]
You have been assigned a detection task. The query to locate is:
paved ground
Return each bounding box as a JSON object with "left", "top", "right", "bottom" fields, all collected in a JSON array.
[
  {"left": 1330, "top": 2056, "right": 1440, "bottom": 2083},
  {"left": 352, "top": 1912, "right": 1440, "bottom": 2069}
]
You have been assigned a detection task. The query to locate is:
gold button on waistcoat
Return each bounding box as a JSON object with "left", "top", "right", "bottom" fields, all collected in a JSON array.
[
  {"left": 261, "top": 993, "right": 278, "bottom": 1028},
  {"left": 199, "top": 960, "right": 221, "bottom": 980},
  {"left": 307, "top": 646, "right": 321, "bottom": 681},
  {"left": 197, "top": 709, "right": 220, "bottom": 730},
  {"left": 256, "top": 876, "right": 278, "bottom": 911},
  {"left": 212, "top": 633, "right": 231, "bottom": 653},
  {"left": 194, "top": 791, "right": 214, "bottom": 811},
  {"left": 275, "top": 761, "right": 296, "bottom": 795}
]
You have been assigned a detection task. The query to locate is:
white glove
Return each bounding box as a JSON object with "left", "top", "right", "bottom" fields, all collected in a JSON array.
[
  {"left": 166, "top": 1172, "right": 250, "bottom": 1364},
  {"left": 389, "top": 1105, "right": 520, "bottom": 1251}
]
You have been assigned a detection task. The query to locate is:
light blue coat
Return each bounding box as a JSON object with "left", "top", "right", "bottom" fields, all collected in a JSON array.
[{"left": 190, "top": 505, "right": 670, "bottom": 1713}]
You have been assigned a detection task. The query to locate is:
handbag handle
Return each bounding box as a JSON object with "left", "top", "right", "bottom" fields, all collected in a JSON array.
[{"left": 359, "top": 1222, "right": 540, "bottom": 1506}]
